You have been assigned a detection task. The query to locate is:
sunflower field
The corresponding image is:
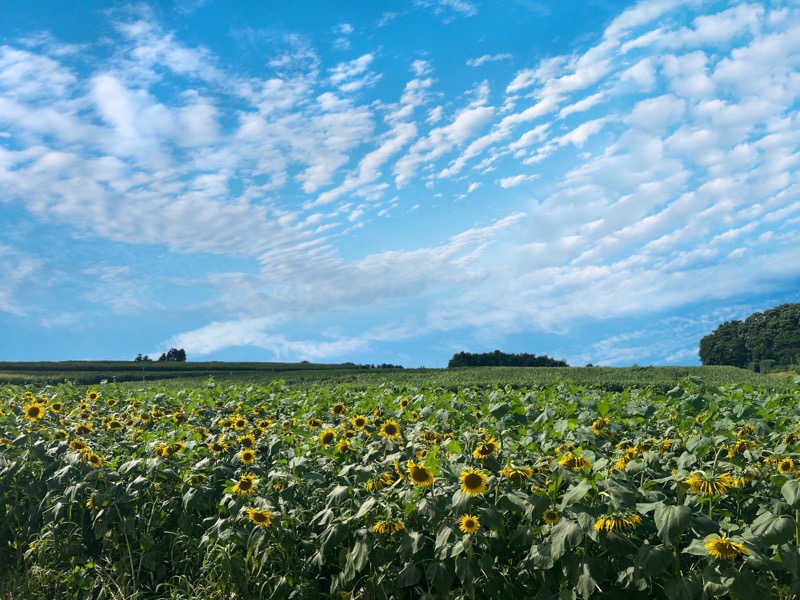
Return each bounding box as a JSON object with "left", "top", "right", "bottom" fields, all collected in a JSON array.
[{"left": 3, "top": 376, "right": 800, "bottom": 599}]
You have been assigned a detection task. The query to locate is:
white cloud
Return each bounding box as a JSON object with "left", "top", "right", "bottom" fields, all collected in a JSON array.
[
  {"left": 467, "top": 53, "right": 512, "bottom": 67},
  {"left": 498, "top": 174, "right": 538, "bottom": 188}
]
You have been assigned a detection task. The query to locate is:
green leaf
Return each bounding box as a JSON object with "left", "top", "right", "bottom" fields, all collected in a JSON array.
[
  {"left": 396, "top": 562, "right": 422, "bottom": 587},
  {"left": 550, "top": 519, "right": 583, "bottom": 561},
  {"left": 560, "top": 479, "right": 592, "bottom": 510},
  {"left": 663, "top": 577, "right": 702, "bottom": 600},
  {"left": 354, "top": 497, "right": 377, "bottom": 519},
  {"left": 488, "top": 402, "right": 509, "bottom": 419},
  {"left": 782, "top": 479, "right": 800, "bottom": 508},
  {"left": 654, "top": 503, "right": 691, "bottom": 546},
  {"left": 425, "top": 561, "right": 453, "bottom": 594},
  {"left": 748, "top": 511, "right": 794, "bottom": 546},
  {"left": 434, "top": 525, "right": 453, "bottom": 556},
  {"left": 596, "top": 397, "right": 611, "bottom": 417}
]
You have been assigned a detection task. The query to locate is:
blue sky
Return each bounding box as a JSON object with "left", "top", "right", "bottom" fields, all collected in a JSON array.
[{"left": 1, "top": 0, "right": 799, "bottom": 366}]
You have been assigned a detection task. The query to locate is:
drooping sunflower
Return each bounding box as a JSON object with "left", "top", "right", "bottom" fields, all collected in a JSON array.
[
  {"left": 24, "top": 402, "right": 45, "bottom": 421},
  {"left": 232, "top": 474, "right": 257, "bottom": 495},
  {"left": 543, "top": 509, "right": 560, "bottom": 525},
  {"left": 558, "top": 453, "right": 591, "bottom": 471},
  {"left": 351, "top": 415, "right": 368, "bottom": 430},
  {"left": 685, "top": 471, "right": 734, "bottom": 496},
  {"left": 591, "top": 417, "right": 610, "bottom": 435},
  {"left": 379, "top": 420, "right": 401, "bottom": 440},
  {"left": 406, "top": 460, "right": 434, "bottom": 487},
  {"left": 499, "top": 466, "right": 533, "bottom": 482},
  {"left": 331, "top": 402, "right": 348, "bottom": 417},
  {"left": 594, "top": 514, "right": 642, "bottom": 533},
  {"left": 705, "top": 535, "right": 748, "bottom": 560},
  {"left": 473, "top": 437, "right": 499, "bottom": 460},
  {"left": 188, "top": 474, "right": 206, "bottom": 487},
  {"left": 247, "top": 507, "right": 272, "bottom": 528},
  {"left": 52, "top": 429, "right": 69, "bottom": 441},
  {"left": 459, "top": 514, "right": 480, "bottom": 534},
  {"left": 319, "top": 428, "right": 337, "bottom": 447},
  {"left": 372, "top": 521, "right": 404, "bottom": 534},
  {"left": 778, "top": 458, "right": 795, "bottom": 475},
  {"left": 240, "top": 449, "right": 256, "bottom": 464},
  {"left": 460, "top": 468, "right": 488, "bottom": 496}
]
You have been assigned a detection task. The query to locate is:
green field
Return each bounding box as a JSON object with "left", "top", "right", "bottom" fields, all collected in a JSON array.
[
  {"left": 3, "top": 372, "right": 800, "bottom": 598},
  {"left": 0, "top": 361, "right": 791, "bottom": 392}
]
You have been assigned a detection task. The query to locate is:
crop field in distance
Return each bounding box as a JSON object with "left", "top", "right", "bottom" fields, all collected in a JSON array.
[{"left": 2, "top": 371, "right": 800, "bottom": 598}]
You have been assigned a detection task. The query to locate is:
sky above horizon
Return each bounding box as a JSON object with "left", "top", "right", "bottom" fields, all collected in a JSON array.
[{"left": 1, "top": 0, "right": 799, "bottom": 367}]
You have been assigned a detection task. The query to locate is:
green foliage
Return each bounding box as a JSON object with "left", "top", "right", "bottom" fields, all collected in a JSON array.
[
  {"left": 700, "top": 303, "right": 800, "bottom": 369},
  {"left": 448, "top": 350, "right": 568, "bottom": 367}
]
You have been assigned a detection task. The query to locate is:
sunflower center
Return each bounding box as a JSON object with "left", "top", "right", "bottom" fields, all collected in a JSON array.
[
  {"left": 411, "top": 467, "right": 429, "bottom": 482},
  {"left": 28, "top": 406, "right": 40, "bottom": 417},
  {"left": 385, "top": 424, "right": 397, "bottom": 435},
  {"left": 239, "top": 479, "right": 252, "bottom": 490},
  {"left": 464, "top": 473, "right": 483, "bottom": 489},
  {"left": 253, "top": 513, "right": 268, "bottom": 523},
  {"left": 322, "top": 433, "right": 334, "bottom": 444}
]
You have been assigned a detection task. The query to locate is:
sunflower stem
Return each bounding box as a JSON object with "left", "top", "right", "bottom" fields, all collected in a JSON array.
[{"left": 795, "top": 508, "right": 800, "bottom": 547}]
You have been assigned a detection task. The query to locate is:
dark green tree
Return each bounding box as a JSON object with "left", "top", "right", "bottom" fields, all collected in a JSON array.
[{"left": 699, "top": 321, "right": 748, "bottom": 367}]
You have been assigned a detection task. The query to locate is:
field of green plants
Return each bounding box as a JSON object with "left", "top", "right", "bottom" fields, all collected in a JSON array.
[{"left": 3, "top": 375, "right": 800, "bottom": 599}]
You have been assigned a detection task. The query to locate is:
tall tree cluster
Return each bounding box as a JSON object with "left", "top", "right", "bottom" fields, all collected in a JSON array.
[
  {"left": 699, "top": 303, "right": 800, "bottom": 369},
  {"left": 448, "top": 350, "right": 568, "bottom": 368}
]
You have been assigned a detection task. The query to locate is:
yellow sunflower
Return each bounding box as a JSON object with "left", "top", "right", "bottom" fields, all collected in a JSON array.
[
  {"left": 499, "top": 466, "right": 533, "bottom": 481},
  {"left": 406, "top": 460, "right": 434, "bottom": 487},
  {"left": 473, "top": 437, "right": 499, "bottom": 460},
  {"left": 240, "top": 449, "right": 256, "bottom": 464},
  {"left": 209, "top": 440, "right": 229, "bottom": 454},
  {"left": 331, "top": 402, "right": 348, "bottom": 416},
  {"left": 238, "top": 434, "right": 255, "bottom": 449},
  {"left": 69, "top": 439, "right": 88, "bottom": 452},
  {"left": 778, "top": 458, "right": 795, "bottom": 475},
  {"left": 84, "top": 452, "right": 104, "bottom": 468},
  {"left": 685, "top": 472, "right": 734, "bottom": 495},
  {"left": 459, "top": 468, "right": 488, "bottom": 496},
  {"left": 23, "top": 402, "right": 45, "bottom": 421},
  {"left": 188, "top": 474, "right": 206, "bottom": 487},
  {"left": 351, "top": 415, "right": 368, "bottom": 430},
  {"left": 459, "top": 514, "right": 480, "bottom": 534},
  {"left": 86, "top": 390, "right": 99, "bottom": 401},
  {"left": 379, "top": 420, "right": 401, "bottom": 440},
  {"left": 232, "top": 474, "right": 257, "bottom": 495},
  {"left": 247, "top": 507, "right": 272, "bottom": 528},
  {"left": 337, "top": 439, "right": 353, "bottom": 453},
  {"left": 591, "top": 417, "right": 610, "bottom": 435},
  {"left": 307, "top": 418, "right": 323, "bottom": 429},
  {"left": 558, "top": 453, "right": 591, "bottom": 471},
  {"left": 705, "top": 535, "right": 748, "bottom": 560},
  {"left": 74, "top": 422, "right": 93, "bottom": 436},
  {"left": 232, "top": 415, "right": 248, "bottom": 430},
  {"left": 319, "top": 428, "right": 337, "bottom": 447},
  {"left": 50, "top": 401, "right": 63, "bottom": 413}
]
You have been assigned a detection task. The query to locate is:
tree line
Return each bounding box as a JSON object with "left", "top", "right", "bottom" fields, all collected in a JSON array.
[
  {"left": 135, "top": 348, "right": 187, "bottom": 362},
  {"left": 448, "top": 350, "right": 568, "bottom": 368},
  {"left": 699, "top": 302, "right": 800, "bottom": 372}
]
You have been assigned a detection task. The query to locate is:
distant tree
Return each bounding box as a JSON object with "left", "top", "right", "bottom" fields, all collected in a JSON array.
[
  {"left": 135, "top": 354, "right": 143, "bottom": 362},
  {"left": 699, "top": 303, "right": 800, "bottom": 369},
  {"left": 448, "top": 350, "right": 568, "bottom": 368},
  {"left": 161, "top": 348, "right": 187, "bottom": 362},
  {"left": 158, "top": 353, "right": 167, "bottom": 362}
]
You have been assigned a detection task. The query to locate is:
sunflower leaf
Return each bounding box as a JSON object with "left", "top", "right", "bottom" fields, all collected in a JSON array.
[{"left": 654, "top": 503, "right": 691, "bottom": 546}]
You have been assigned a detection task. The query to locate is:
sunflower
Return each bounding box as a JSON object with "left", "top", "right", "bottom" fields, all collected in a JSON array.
[
  {"left": 399, "top": 397, "right": 410, "bottom": 409},
  {"left": 69, "top": 439, "right": 88, "bottom": 452},
  {"left": 473, "top": 437, "right": 499, "bottom": 460},
  {"left": 319, "top": 428, "right": 337, "bottom": 447},
  {"left": 52, "top": 430, "right": 69, "bottom": 441},
  {"left": 337, "top": 439, "right": 353, "bottom": 453},
  {"left": 105, "top": 397, "right": 118, "bottom": 408},
  {"left": 459, "top": 514, "right": 480, "bottom": 534},
  {"left": 86, "top": 390, "right": 99, "bottom": 401},
  {"left": 543, "top": 509, "right": 560, "bottom": 525},
  {"left": 74, "top": 423, "right": 93, "bottom": 436},
  {"left": 591, "top": 417, "right": 610, "bottom": 435},
  {"left": 594, "top": 514, "right": 642, "bottom": 533},
  {"left": 420, "top": 431, "right": 440, "bottom": 444},
  {"left": 778, "top": 458, "right": 795, "bottom": 475},
  {"left": 705, "top": 535, "right": 748, "bottom": 560},
  {"left": 107, "top": 419, "right": 124, "bottom": 431},
  {"left": 416, "top": 448, "right": 428, "bottom": 460},
  {"left": 372, "top": 521, "right": 404, "bottom": 534},
  {"left": 247, "top": 507, "right": 272, "bottom": 528},
  {"left": 331, "top": 403, "right": 348, "bottom": 416},
  {"left": 172, "top": 412, "right": 187, "bottom": 424},
  {"left": 50, "top": 401, "right": 63, "bottom": 413},
  {"left": 460, "top": 468, "right": 488, "bottom": 496},
  {"left": 240, "top": 449, "right": 256, "bottom": 464},
  {"left": 499, "top": 466, "right": 533, "bottom": 482},
  {"left": 232, "top": 415, "right": 248, "bottom": 430},
  {"left": 379, "top": 420, "right": 401, "bottom": 440},
  {"left": 685, "top": 472, "right": 734, "bottom": 495},
  {"left": 558, "top": 453, "right": 591, "bottom": 471},
  {"left": 406, "top": 460, "right": 434, "bottom": 487},
  {"left": 307, "top": 418, "right": 323, "bottom": 429},
  {"left": 209, "top": 439, "right": 229, "bottom": 454},
  {"left": 238, "top": 434, "right": 255, "bottom": 449},
  {"left": 84, "top": 452, "right": 104, "bottom": 467},
  {"left": 351, "top": 415, "right": 368, "bottom": 430},
  {"left": 23, "top": 402, "right": 45, "bottom": 421},
  {"left": 232, "top": 474, "right": 257, "bottom": 495},
  {"left": 188, "top": 474, "right": 206, "bottom": 487},
  {"left": 273, "top": 480, "right": 287, "bottom": 491}
]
